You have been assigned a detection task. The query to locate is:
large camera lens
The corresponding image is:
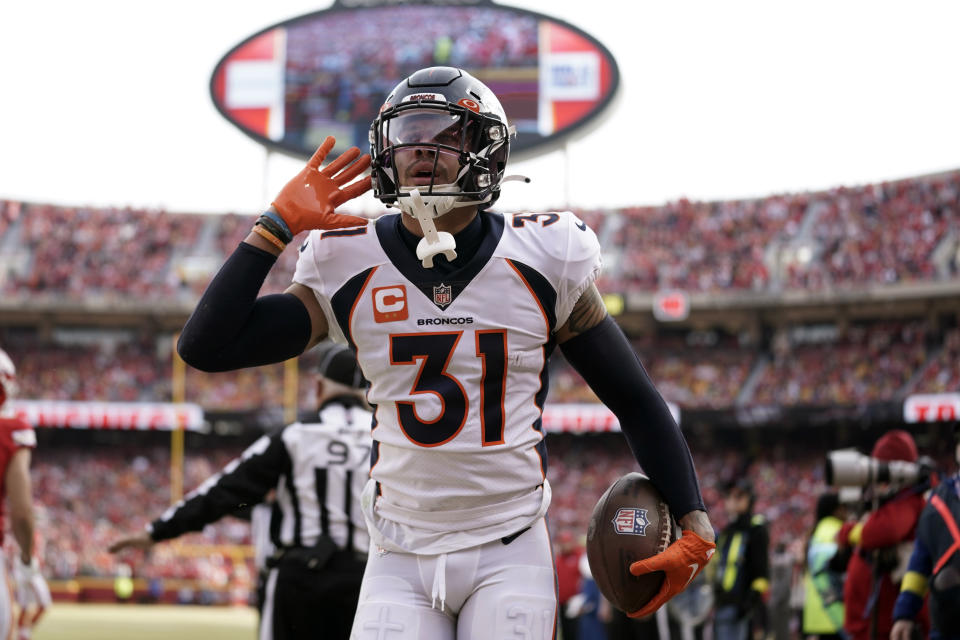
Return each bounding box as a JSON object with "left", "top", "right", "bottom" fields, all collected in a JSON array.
[
  {"left": 826, "top": 450, "right": 871, "bottom": 486},
  {"left": 826, "top": 450, "right": 926, "bottom": 487}
]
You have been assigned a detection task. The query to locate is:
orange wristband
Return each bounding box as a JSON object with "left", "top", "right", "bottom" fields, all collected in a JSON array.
[{"left": 251, "top": 224, "right": 287, "bottom": 251}]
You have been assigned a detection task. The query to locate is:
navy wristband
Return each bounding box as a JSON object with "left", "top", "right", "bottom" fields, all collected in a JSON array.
[{"left": 259, "top": 210, "right": 294, "bottom": 243}]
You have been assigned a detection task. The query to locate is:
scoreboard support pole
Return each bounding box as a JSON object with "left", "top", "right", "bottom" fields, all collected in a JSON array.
[
  {"left": 284, "top": 357, "right": 299, "bottom": 425},
  {"left": 262, "top": 148, "right": 274, "bottom": 209},
  {"left": 171, "top": 334, "right": 186, "bottom": 505}
]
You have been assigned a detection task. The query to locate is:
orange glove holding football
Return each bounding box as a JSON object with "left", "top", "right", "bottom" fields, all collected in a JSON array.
[
  {"left": 626, "top": 529, "right": 716, "bottom": 618},
  {"left": 271, "top": 135, "right": 372, "bottom": 235}
]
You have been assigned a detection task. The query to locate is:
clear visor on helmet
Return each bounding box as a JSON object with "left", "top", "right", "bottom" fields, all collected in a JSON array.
[
  {"left": 379, "top": 108, "right": 474, "bottom": 190},
  {"left": 384, "top": 108, "right": 465, "bottom": 150}
]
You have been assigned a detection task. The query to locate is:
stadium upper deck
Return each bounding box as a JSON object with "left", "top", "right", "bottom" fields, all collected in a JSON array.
[{"left": 1, "top": 169, "right": 957, "bottom": 319}]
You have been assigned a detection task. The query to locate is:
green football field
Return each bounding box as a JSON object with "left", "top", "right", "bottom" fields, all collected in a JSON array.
[{"left": 33, "top": 603, "right": 258, "bottom": 640}]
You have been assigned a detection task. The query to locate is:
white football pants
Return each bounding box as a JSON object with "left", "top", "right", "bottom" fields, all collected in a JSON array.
[{"left": 350, "top": 518, "right": 557, "bottom": 640}]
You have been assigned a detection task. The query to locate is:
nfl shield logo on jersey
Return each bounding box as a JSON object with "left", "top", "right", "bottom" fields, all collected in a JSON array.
[
  {"left": 433, "top": 283, "right": 452, "bottom": 308},
  {"left": 612, "top": 507, "right": 650, "bottom": 535}
]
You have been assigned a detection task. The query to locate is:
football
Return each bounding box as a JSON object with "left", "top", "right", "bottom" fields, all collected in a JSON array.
[{"left": 585, "top": 472, "right": 678, "bottom": 614}]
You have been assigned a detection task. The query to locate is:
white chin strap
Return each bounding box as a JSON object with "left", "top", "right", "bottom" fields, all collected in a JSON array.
[
  {"left": 400, "top": 172, "right": 531, "bottom": 269},
  {"left": 403, "top": 188, "right": 460, "bottom": 268}
]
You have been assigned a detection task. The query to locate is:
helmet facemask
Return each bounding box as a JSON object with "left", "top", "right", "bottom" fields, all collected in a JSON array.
[{"left": 371, "top": 101, "right": 509, "bottom": 217}]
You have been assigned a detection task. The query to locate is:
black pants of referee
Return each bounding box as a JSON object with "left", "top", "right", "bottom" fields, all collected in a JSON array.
[{"left": 261, "top": 550, "right": 367, "bottom": 640}]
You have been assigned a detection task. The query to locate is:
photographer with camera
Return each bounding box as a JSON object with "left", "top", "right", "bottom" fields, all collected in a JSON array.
[
  {"left": 892, "top": 422, "right": 960, "bottom": 640},
  {"left": 829, "top": 430, "right": 930, "bottom": 640}
]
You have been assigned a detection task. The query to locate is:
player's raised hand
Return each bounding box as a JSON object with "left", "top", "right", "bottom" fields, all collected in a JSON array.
[
  {"left": 626, "top": 529, "right": 716, "bottom": 618},
  {"left": 272, "top": 136, "right": 372, "bottom": 234},
  {"left": 108, "top": 531, "right": 155, "bottom": 553}
]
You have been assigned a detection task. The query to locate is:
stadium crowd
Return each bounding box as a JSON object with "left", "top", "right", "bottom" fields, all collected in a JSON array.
[
  {"left": 910, "top": 327, "right": 960, "bottom": 394},
  {"left": 19, "top": 420, "right": 958, "bottom": 637},
  {"left": 2, "top": 168, "right": 959, "bottom": 634},
  {"left": 29, "top": 445, "right": 251, "bottom": 588},
  {"left": 810, "top": 174, "right": 960, "bottom": 287},
  {"left": 28, "top": 435, "right": 822, "bottom": 597},
  {"left": 750, "top": 320, "right": 930, "bottom": 407},
  {"left": 3, "top": 203, "right": 204, "bottom": 301},
  {"left": 613, "top": 194, "right": 808, "bottom": 293},
  {"left": 3, "top": 316, "right": 957, "bottom": 412},
  {"left": 3, "top": 172, "right": 958, "bottom": 302},
  {"left": 549, "top": 332, "right": 755, "bottom": 409},
  {"left": 0, "top": 329, "right": 338, "bottom": 412}
]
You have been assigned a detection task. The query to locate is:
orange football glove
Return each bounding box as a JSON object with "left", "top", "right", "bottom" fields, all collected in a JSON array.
[
  {"left": 271, "top": 135, "right": 372, "bottom": 234},
  {"left": 626, "top": 529, "right": 716, "bottom": 618}
]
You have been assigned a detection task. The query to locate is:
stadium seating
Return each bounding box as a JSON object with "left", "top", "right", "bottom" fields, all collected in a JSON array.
[
  {"left": 3, "top": 172, "right": 957, "bottom": 301},
  {"left": 32, "top": 446, "right": 250, "bottom": 586},
  {"left": 910, "top": 327, "right": 960, "bottom": 394},
  {"left": 806, "top": 174, "right": 960, "bottom": 287},
  {"left": 31, "top": 436, "right": 821, "bottom": 588},
  {"left": 612, "top": 194, "right": 807, "bottom": 292},
  {"left": 750, "top": 321, "right": 929, "bottom": 406},
  {"left": 4, "top": 167, "right": 959, "bottom": 609},
  {"left": 4, "top": 317, "right": 957, "bottom": 411}
]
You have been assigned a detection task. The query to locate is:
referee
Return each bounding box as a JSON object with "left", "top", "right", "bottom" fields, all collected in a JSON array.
[{"left": 109, "top": 342, "right": 373, "bottom": 640}]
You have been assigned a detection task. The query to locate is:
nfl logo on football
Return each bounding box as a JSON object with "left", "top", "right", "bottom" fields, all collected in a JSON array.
[
  {"left": 612, "top": 507, "right": 650, "bottom": 536},
  {"left": 433, "top": 283, "right": 452, "bottom": 307}
]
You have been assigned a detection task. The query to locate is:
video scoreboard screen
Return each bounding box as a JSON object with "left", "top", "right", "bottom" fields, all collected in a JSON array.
[{"left": 211, "top": 0, "right": 619, "bottom": 160}]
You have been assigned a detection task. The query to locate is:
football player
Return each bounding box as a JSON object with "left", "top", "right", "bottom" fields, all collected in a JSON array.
[
  {"left": 178, "top": 66, "right": 716, "bottom": 639},
  {"left": 0, "top": 348, "right": 51, "bottom": 639}
]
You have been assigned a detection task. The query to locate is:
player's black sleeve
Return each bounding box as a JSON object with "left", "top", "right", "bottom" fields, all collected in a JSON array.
[
  {"left": 177, "top": 242, "right": 312, "bottom": 372},
  {"left": 559, "top": 315, "right": 706, "bottom": 517},
  {"left": 148, "top": 432, "right": 290, "bottom": 542}
]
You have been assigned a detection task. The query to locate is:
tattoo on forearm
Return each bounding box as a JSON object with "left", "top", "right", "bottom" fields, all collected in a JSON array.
[{"left": 567, "top": 286, "right": 607, "bottom": 334}]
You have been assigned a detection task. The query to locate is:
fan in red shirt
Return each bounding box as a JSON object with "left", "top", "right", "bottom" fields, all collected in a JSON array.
[
  {"left": 0, "top": 347, "right": 51, "bottom": 639},
  {"left": 837, "top": 429, "right": 930, "bottom": 640}
]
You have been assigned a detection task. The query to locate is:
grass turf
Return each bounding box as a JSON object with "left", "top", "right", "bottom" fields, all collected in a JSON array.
[{"left": 33, "top": 603, "right": 258, "bottom": 640}]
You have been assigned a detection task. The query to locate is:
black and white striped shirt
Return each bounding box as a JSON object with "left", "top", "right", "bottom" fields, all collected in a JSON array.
[{"left": 149, "top": 398, "right": 373, "bottom": 554}]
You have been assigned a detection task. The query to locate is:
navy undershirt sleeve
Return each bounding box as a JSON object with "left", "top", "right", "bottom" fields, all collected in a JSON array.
[
  {"left": 559, "top": 315, "right": 706, "bottom": 518},
  {"left": 177, "top": 242, "right": 312, "bottom": 372}
]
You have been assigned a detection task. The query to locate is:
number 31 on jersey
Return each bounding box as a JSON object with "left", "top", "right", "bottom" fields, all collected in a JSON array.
[{"left": 390, "top": 330, "right": 506, "bottom": 449}]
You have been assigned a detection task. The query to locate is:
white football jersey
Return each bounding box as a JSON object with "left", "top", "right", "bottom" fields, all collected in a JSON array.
[{"left": 294, "top": 211, "right": 601, "bottom": 554}]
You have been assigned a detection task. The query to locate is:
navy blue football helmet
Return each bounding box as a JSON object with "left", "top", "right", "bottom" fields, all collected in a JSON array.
[{"left": 369, "top": 67, "right": 513, "bottom": 216}]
